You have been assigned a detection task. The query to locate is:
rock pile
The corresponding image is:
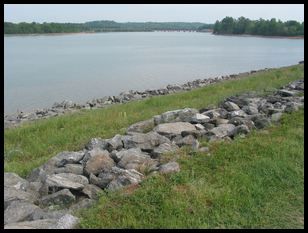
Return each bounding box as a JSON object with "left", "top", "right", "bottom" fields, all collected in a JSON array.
[
  {"left": 4, "top": 79, "right": 304, "bottom": 229},
  {"left": 4, "top": 67, "right": 276, "bottom": 129}
]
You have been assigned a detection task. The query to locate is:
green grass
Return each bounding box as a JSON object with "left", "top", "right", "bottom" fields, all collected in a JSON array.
[
  {"left": 4, "top": 64, "right": 303, "bottom": 178},
  {"left": 77, "top": 108, "right": 304, "bottom": 229}
]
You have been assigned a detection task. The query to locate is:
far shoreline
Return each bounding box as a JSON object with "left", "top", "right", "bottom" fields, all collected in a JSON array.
[{"left": 4, "top": 31, "right": 304, "bottom": 39}]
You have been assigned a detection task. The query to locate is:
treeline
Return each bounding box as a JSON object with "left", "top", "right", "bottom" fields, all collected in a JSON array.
[
  {"left": 213, "top": 17, "right": 304, "bottom": 37},
  {"left": 4, "top": 21, "right": 213, "bottom": 34}
]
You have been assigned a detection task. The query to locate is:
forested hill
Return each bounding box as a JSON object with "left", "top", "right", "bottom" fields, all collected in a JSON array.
[
  {"left": 4, "top": 21, "right": 213, "bottom": 34},
  {"left": 213, "top": 17, "right": 304, "bottom": 37}
]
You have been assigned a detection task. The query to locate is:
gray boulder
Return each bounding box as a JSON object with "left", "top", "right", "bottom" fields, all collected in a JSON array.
[
  {"left": 4, "top": 186, "right": 38, "bottom": 210},
  {"left": 154, "top": 108, "right": 199, "bottom": 124},
  {"left": 278, "top": 89, "right": 296, "bottom": 97},
  {"left": 159, "top": 162, "right": 180, "bottom": 174},
  {"left": 81, "top": 184, "right": 102, "bottom": 200},
  {"left": 190, "top": 113, "right": 210, "bottom": 123},
  {"left": 122, "top": 131, "right": 170, "bottom": 151},
  {"left": 89, "top": 173, "right": 113, "bottom": 189},
  {"left": 117, "top": 148, "right": 158, "bottom": 172},
  {"left": 126, "top": 118, "right": 154, "bottom": 133},
  {"left": 84, "top": 148, "right": 115, "bottom": 175},
  {"left": 154, "top": 122, "right": 196, "bottom": 138},
  {"left": 152, "top": 142, "right": 179, "bottom": 158},
  {"left": 40, "top": 189, "right": 75, "bottom": 207},
  {"left": 85, "top": 138, "right": 107, "bottom": 150},
  {"left": 229, "top": 110, "right": 247, "bottom": 118},
  {"left": 222, "top": 101, "right": 240, "bottom": 111},
  {"left": 45, "top": 174, "right": 85, "bottom": 191},
  {"left": 107, "top": 167, "right": 144, "bottom": 191},
  {"left": 229, "top": 125, "right": 250, "bottom": 137},
  {"left": 242, "top": 104, "right": 259, "bottom": 115},
  {"left": 54, "top": 164, "right": 84, "bottom": 175},
  {"left": 55, "top": 151, "right": 85, "bottom": 167},
  {"left": 209, "top": 124, "right": 236, "bottom": 138},
  {"left": 106, "top": 134, "right": 123, "bottom": 151},
  {"left": 4, "top": 200, "right": 41, "bottom": 224}
]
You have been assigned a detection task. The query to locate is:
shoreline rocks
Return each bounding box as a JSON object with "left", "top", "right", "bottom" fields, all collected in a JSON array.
[
  {"left": 4, "top": 78, "right": 304, "bottom": 229},
  {"left": 5, "top": 65, "right": 293, "bottom": 129}
]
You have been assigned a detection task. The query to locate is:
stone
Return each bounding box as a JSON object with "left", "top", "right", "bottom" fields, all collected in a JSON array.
[
  {"left": 4, "top": 172, "right": 30, "bottom": 191},
  {"left": 201, "top": 109, "right": 221, "bottom": 119},
  {"left": 229, "top": 110, "right": 247, "bottom": 118},
  {"left": 122, "top": 131, "right": 170, "bottom": 151},
  {"left": 5, "top": 219, "right": 59, "bottom": 229},
  {"left": 106, "top": 134, "right": 123, "bottom": 151},
  {"left": 54, "top": 164, "right": 84, "bottom": 175},
  {"left": 159, "top": 162, "right": 180, "bottom": 174},
  {"left": 209, "top": 124, "right": 236, "bottom": 138},
  {"left": 51, "top": 214, "right": 79, "bottom": 229},
  {"left": 68, "top": 198, "right": 95, "bottom": 212},
  {"left": 40, "top": 189, "right": 75, "bottom": 207},
  {"left": 271, "top": 112, "right": 283, "bottom": 122},
  {"left": 284, "top": 102, "right": 299, "bottom": 113},
  {"left": 190, "top": 113, "right": 210, "bottom": 123},
  {"left": 251, "top": 116, "right": 271, "bottom": 129},
  {"left": 89, "top": 173, "right": 113, "bottom": 189},
  {"left": 117, "top": 148, "right": 158, "bottom": 172},
  {"left": 84, "top": 149, "right": 115, "bottom": 175},
  {"left": 4, "top": 200, "right": 41, "bottom": 224},
  {"left": 4, "top": 186, "right": 38, "bottom": 210},
  {"left": 229, "top": 125, "right": 250, "bottom": 137},
  {"left": 126, "top": 118, "right": 154, "bottom": 133},
  {"left": 203, "top": 123, "right": 215, "bottom": 130},
  {"left": 55, "top": 151, "right": 85, "bottom": 167},
  {"left": 195, "top": 123, "right": 205, "bottom": 130},
  {"left": 154, "top": 108, "right": 199, "bottom": 124},
  {"left": 154, "top": 122, "right": 196, "bottom": 138},
  {"left": 107, "top": 167, "right": 144, "bottom": 191},
  {"left": 277, "top": 89, "right": 296, "bottom": 97},
  {"left": 222, "top": 101, "right": 240, "bottom": 111},
  {"left": 173, "top": 135, "right": 198, "bottom": 147},
  {"left": 151, "top": 143, "right": 179, "bottom": 158},
  {"left": 45, "top": 174, "right": 85, "bottom": 191},
  {"left": 210, "top": 118, "right": 229, "bottom": 126},
  {"left": 54, "top": 173, "right": 89, "bottom": 186},
  {"left": 81, "top": 184, "right": 102, "bottom": 200},
  {"left": 242, "top": 104, "right": 259, "bottom": 115},
  {"left": 228, "top": 117, "right": 255, "bottom": 129},
  {"left": 181, "top": 129, "right": 201, "bottom": 138},
  {"left": 85, "top": 138, "right": 107, "bottom": 150}
]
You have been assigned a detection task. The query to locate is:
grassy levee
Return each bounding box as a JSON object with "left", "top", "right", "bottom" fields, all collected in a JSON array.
[
  {"left": 78, "top": 107, "right": 304, "bottom": 229},
  {"left": 4, "top": 64, "right": 303, "bottom": 178}
]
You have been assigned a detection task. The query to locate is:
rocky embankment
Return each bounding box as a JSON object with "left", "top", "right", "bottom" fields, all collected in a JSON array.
[
  {"left": 4, "top": 79, "right": 304, "bottom": 229},
  {"left": 4, "top": 67, "right": 277, "bottom": 129}
]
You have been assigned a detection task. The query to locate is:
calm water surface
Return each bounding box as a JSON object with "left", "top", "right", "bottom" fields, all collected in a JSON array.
[{"left": 4, "top": 32, "right": 304, "bottom": 115}]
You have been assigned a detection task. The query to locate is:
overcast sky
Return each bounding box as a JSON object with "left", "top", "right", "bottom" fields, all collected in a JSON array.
[{"left": 4, "top": 4, "right": 304, "bottom": 24}]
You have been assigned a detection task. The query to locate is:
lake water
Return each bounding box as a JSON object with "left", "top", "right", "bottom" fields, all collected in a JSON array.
[{"left": 4, "top": 32, "right": 304, "bottom": 115}]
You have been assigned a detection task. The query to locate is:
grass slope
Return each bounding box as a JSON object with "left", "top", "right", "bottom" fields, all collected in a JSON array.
[
  {"left": 4, "top": 64, "right": 303, "bottom": 178},
  {"left": 78, "top": 108, "right": 304, "bottom": 229}
]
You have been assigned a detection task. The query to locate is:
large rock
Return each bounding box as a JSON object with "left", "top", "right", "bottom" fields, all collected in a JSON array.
[
  {"left": 81, "top": 184, "right": 102, "bottom": 200},
  {"left": 173, "top": 135, "right": 198, "bottom": 147},
  {"left": 45, "top": 174, "right": 85, "bottom": 191},
  {"left": 54, "top": 173, "right": 89, "bottom": 186},
  {"left": 152, "top": 142, "right": 179, "bottom": 158},
  {"left": 209, "top": 124, "right": 236, "bottom": 138},
  {"left": 4, "top": 186, "right": 38, "bottom": 210},
  {"left": 85, "top": 138, "right": 107, "bottom": 150},
  {"left": 4, "top": 172, "right": 30, "bottom": 191},
  {"left": 106, "top": 167, "right": 144, "bottom": 191},
  {"left": 190, "top": 113, "right": 210, "bottom": 123},
  {"left": 250, "top": 115, "right": 271, "bottom": 129},
  {"left": 228, "top": 125, "right": 250, "bottom": 137},
  {"left": 54, "top": 164, "right": 84, "bottom": 175},
  {"left": 5, "top": 214, "right": 79, "bottom": 229},
  {"left": 122, "top": 131, "right": 170, "bottom": 151},
  {"left": 4, "top": 200, "right": 41, "bottom": 224},
  {"left": 84, "top": 149, "right": 115, "bottom": 175},
  {"left": 126, "top": 118, "right": 154, "bottom": 133},
  {"left": 117, "top": 148, "right": 158, "bottom": 172},
  {"left": 89, "top": 173, "right": 113, "bottom": 189},
  {"left": 242, "top": 104, "right": 259, "bottom": 115},
  {"left": 40, "top": 189, "right": 76, "bottom": 207},
  {"left": 153, "top": 108, "right": 199, "bottom": 124},
  {"left": 106, "top": 134, "right": 123, "bottom": 151},
  {"left": 159, "top": 162, "right": 180, "bottom": 174},
  {"left": 229, "top": 110, "right": 247, "bottom": 118},
  {"left": 55, "top": 151, "right": 85, "bottom": 167},
  {"left": 277, "top": 89, "right": 296, "bottom": 97},
  {"left": 222, "top": 101, "right": 240, "bottom": 111},
  {"left": 154, "top": 122, "right": 196, "bottom": 138}
]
